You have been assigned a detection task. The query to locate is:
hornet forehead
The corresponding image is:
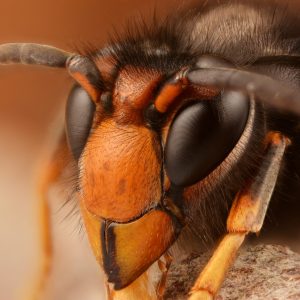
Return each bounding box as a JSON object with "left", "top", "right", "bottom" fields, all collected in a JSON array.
[{"left": 113, "top": 66, "right": 162, "bottom": 109}]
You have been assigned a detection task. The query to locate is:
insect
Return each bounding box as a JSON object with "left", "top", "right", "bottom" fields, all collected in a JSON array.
[{"left": 2, "top": 0, "right": 300, "bottom": 299}]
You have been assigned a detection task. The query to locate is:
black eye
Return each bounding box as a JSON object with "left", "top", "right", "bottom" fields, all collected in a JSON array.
[
  {"left": 165, "top": 91, "right": 250, "bottom": 187},
  {"left": 65, "top": 85, "right": 95, "bottom": 160}
]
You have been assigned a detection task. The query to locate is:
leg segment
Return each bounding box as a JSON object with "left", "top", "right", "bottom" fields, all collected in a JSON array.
[
  {"left": 156, "top": 252, "right": 173, "bottom": 300},
  {"left": 107, "top": 253, "right": 172, "bottom": 300},
  {"left": 189, "top": 132, "right": 289, "bottom": 300},
  {"left": 27, "top": 134, "right": 70, "bottom": 300},
  {"left": 108, "top": 272, "right": 157, "bottom": 300}
]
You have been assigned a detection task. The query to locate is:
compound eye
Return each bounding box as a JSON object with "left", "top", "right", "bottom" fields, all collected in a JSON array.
[
  {"left": 65, "top": 85, "right": 95, "bottom": 160},
  {"left": 165, "top": 91, "right": 250, "bottom": 187}
]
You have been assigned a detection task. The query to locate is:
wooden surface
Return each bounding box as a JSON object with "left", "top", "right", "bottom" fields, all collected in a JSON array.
[{"left": 165, "top": 244, "right": 300, "bottom": 299}]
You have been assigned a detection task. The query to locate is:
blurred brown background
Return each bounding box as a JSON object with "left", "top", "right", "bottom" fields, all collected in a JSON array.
[
  {"left": 1, "top": 1, "right": 300, "bottom": 300},
  {"left": 0, "top": 1, "right": 189, "bottom": 299}
]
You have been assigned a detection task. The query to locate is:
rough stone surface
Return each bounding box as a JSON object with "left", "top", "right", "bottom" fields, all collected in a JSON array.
[{"left": 164, "top": 244, "right": 300, "bottom": 300}]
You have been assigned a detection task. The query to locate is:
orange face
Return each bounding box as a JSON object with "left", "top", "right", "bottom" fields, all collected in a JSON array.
[
  {"left": 74, "top": 53, "right": 225, "bottom": 288},
  {"left": 79, "top": 65, "right": 183, "bottom": 289}
]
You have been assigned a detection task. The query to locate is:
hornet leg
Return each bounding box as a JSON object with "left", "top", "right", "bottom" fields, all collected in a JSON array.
[{"left": 189, "top": 132, "right": 289, "bottom": 300}]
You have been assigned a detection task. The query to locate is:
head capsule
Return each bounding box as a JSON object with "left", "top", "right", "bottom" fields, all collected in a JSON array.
[{"left": 65, "top": 54, "right": 250, "bottom": 289}]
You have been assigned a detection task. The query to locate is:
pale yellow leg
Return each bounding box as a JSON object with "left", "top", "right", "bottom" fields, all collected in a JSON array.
[
  {"left": 105, "top": 281, "right": 113, "bottom": 300},
  {"left": 189, "top": 132, "right": 289, "bottom": 300},
  {"left": 108, "top": 253, "right": 172, "bottom": 300},
  {"left": 156, "top": 252, "right": 173, "bottom": 300},
  {"left": 26, "top": 135, "right": 69, "bottom": 300},
  {"left": 110, "top": 272, "right": 157, "bottom": 300}
]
